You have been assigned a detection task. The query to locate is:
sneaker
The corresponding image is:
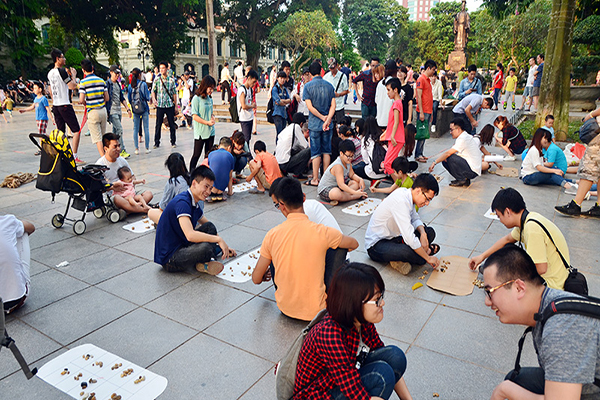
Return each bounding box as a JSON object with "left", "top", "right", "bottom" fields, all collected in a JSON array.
[
  {"left": 431, "top": 125, "right": 436, "bottom": 133},
  {"left": 389, "top": 261, "right": 412, "bottom": 275},
  {"left": 503, "top": 155, "right": 516, "bottom": 161},
  {"left": 503, "top": 102, "right": 507, "bottom": 110},
  {"left": 196, "top": 261, "right": 224, "bottom": 275},
  {"left": 449, "top": 179, "right": 471, "bottom": 187},
  {"left": 120, "top": 150, "right": 130, "bottom": 159},
  {"left": 134, "top": 149, "right": 139, "bottom": 155},
  {"left": 564, "top": 183, "right": 579, "bottom": 195},
  {"left": 512, "top": 103, "right": 516, "bottom": 110},
  {"left": 84, "top": 131, "right": 90, "bottom": 136},
  {"left": 171, "top": 144, "right": 177, "bottom": 149},
  {"left": 555, "top": 200, "right": 581, "bottom": 216},
  {"left": 74, "top": 157, "right": 86, "bottom": 165},
  {"left": 146, "top": 148, "right": 151, "bottom": 154},
  {"left": 581, "top": 204, "right": 600, "bottom": 218}
]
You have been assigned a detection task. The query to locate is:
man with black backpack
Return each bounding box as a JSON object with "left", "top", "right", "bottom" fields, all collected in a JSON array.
[{"left": 481, "top": 245, "right": 600, "bottom": 400}]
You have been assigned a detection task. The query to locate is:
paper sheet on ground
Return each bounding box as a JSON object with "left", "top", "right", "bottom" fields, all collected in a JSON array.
[
  {"left": 426, "top": 256, "right": 478, "bottom": 296},
  {"left": 484, "top": 208, "right": 499, "bottom": 220},
  {"left": 489, "top": 167, "right": 519, "bottom": 178},
  {"left": 37, "top": 343, "right": 167, "bottom": 400},
  {"left": 232, "top": 181, "right": 257, "bottom": 193},
  {"left": 217, "top": 247, "right": 260, "bottom": 283},
  {"left": 484, "top": 155, "right": 504, "bottom": 162},
  {"left": 122, "top": 218, "right": 155, "bottom": 233},
  {"left": 342, "top": 198, "right": 382, "bottom": 216}
]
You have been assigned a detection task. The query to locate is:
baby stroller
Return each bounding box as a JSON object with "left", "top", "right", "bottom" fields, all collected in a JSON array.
[{"left": 29, "top": 129, "right": 120, "bottom": 235}]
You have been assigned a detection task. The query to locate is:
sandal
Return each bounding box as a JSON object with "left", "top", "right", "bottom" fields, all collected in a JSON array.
[
  {"left": 196, "top": 261, "right": 224, "bottom": 275},
  {"left": 429, "top": 243, "right": 440, "bottom": 255}
]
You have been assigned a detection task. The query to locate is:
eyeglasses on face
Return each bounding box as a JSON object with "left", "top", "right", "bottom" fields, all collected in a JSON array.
[
  {"left": 484, "top": 279, "right": 516, "bottom": 299},
  {"left": 422, "top": 191, "right": 433, "bottom": 203},
  {"left": 363, "top": 293, "right": 384, "bottom": 307}
]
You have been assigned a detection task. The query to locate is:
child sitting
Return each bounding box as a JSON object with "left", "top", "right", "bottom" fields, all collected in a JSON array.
[
  {"left": 207, "top": 136, "right": 235, "bottom": 201},
  {"left": 246, "top": 140, "right": 282, "bottom": 194},
  {"left": 231, "top": 130, "right": 251, "bottom": 180},
  {"left": 148, "top": 153, "right": 190, "bottom": 224},
  {"left": 370, "top": 156, "right": 418, "bottom": 194},
  {"left": 113, "top": 166, "right": 149, "bottom": 211},
  {"left": 317, "top": 139, "right": 367, "bottom": 206},
  {"left": 540, "top": 114, "right": 555, "bottom": 140}
]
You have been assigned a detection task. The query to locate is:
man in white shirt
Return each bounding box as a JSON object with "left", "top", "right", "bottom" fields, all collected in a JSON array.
[
  {"left": 275, "top": 113, "right": 311, "bottom": 177},
  {"left": 323, "top": 57, "right": 349, "bottom": 124},
  {"left": 233, "top": 61, "right": 244, "bottom": 88},
  {"left": 0, "top": 215, "right": 35, "bottom": 314},
  {"left": 365, "top": 174, "right": 441, "bottom": 275},
  {"left": 220, "top": 62, "right": 233, "bottom": 105},
  {"left": 237, "top": 69, "right": 258, "bottom": 143},
  {"left": 521, "top": 57, "right": 537, "bottom": 111},
  {"left": 429, "top": 118, "right": 482, "bottom": 187},
  {"left": 145, "top": 69, "right": 154, "bottom": 85}
]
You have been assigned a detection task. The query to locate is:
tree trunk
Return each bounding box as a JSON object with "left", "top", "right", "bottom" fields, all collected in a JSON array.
[
  {"left": 206, "top": 0, "right": 218, "bottom": 78},
  {"left": 535, "top": 0, "right": 576, "bottom": 141}
]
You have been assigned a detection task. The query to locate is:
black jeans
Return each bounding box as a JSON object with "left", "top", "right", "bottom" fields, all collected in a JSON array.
[
  {"left": 240, "top": 120, "right": 253, "bottom": 145},
  {"left": 154, "top": 105, "right": 177, "bottom": 147},
  {"left": 442, "top": 153, "right": 478, "bottom": 181},
  {"left": 221, "top": 81, "right": 231, "bottom": 103},
  {"left": 163, "top": 222, "right": 221, "bottom": 272},
  {"left": 279, "top": 148, "right": 311, "bottom": 176},
  {"left": 367, "top": 226, "right": 436, "bottom": 265},
  {"left": 189, "top": 136, "right": 215, "bottom": 172},
  {"left": 505, "top": 367, "right": 545, "bottom": 395}
]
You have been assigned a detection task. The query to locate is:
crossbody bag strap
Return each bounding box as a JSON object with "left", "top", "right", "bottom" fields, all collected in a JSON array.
[
  {"left": 526, "top": 218, "right": 571, "bottom": 271},
  {"left": 335, "top": 73, "right": 343, "bottom": 93},
  {"left": 160, "top": 77, "right": 175, "bottom": 105}
]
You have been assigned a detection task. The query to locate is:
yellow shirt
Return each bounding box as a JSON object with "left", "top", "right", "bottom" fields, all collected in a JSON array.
[
  {"left": 260, "top": 213, "right": 343, "bottom": 321},
  {"left": 511, "top": 212, "right": 569, "bottom": 290},
  {"left": 505, "top": 76, "right": 518, "bottom": 92}
]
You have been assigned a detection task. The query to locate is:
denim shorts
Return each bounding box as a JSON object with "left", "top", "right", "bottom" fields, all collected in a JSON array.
[{"left": 309, "top": 129, "right": 332, "bottom": 159}]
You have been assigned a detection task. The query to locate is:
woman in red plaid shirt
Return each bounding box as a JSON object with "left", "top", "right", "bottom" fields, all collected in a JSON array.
[{"left": 293, "top": 263, "right": 413, "bottom": 400}]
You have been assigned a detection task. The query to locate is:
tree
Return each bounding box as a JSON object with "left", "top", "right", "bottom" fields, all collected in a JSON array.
[
  {"left": 269, "top": 10, "right": 338, "bottom": 71},
  {"left": 429, "top": 1, "right": 462, "bottom": 66},
  {"left": 65, "top": 47, "right": 85, "bottom": 70}
]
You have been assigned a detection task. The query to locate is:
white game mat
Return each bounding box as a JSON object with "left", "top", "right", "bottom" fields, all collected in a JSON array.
[
  {"left": 217, "top": 247, "right": 260, "bottom": 283},
  {"left": 484, "top": 208, "right": 500, "bottom": 220},
  {"left": 122, "top": 218, "right": 155, "bottom": 233},
  {"left": 232, "top": 181, "right": 257, "bottom": 193},
  {"left": 37, "top": 343, "right": 167, "bottom": 399},
  {"left": 342, "top": 198, "right": 382, "bottom": 216}
]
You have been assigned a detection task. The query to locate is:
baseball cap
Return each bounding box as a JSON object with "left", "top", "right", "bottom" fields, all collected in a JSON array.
[
  {"left": 109, "top": 65, "right": 121, "bottom": 74},
  {"left": 328, "top": 57, "right": 338, "bottom": 69},
  {"left": 302, "top": 67, "right": 310, "bottom": 74}
]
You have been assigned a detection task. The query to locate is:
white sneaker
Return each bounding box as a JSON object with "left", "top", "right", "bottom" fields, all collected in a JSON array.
[
  {"left": 146, "top": 148, "right": 151, "bottom": 154},
  {"left": 431, "top": 125, "right": 436, "bottom": 133},
  {"left": 134, "top": 149, "right": 139, "bottom": 155},
  {"left": 565, "top": 183, "right": 579, "bottom": 195},
  {"left": 503, "top": 155, "right": 516, "bottom": 161}
]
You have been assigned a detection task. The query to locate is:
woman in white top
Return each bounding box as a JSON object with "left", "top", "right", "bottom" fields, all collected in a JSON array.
[
  {"left": 358, "top": 116, "right": 388, "bottom": 181},
  {"left": 375, "top": 61, "right": 399, "bottom": 129},
  {"left": 430, "top": 74, "right": 444, "bottom": 132}
]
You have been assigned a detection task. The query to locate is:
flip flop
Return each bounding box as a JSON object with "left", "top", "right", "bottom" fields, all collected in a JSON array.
[
  {"left": 304, "top": 180, "right": 319, "bottom": 187},
  {"left": 429, "top": 243, "right": 441, "bottom": 256}
]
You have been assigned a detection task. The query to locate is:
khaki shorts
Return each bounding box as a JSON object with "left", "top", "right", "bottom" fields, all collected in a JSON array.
[
  {"left": 531, "top": 86, "right": 540, "bottom": 97},
  {"left": 255, "top": 169, "right": 271, "bottom": 190},
  {"left": 578, "top": 133, "right": 600, "bottom": 182},
  {"left": 87, "top": 107, "right": 108, "bottom": 144}
]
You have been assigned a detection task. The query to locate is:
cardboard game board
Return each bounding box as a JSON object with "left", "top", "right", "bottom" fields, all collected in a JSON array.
[
  {"left": 489, "top": 167, "right": 519, "bottom": 178},
  {"left": 232, "top": 181, "right": 257, "bottom": 193},
  {"left": 37, "top": 343, "right": 168, "bottom": 400},
  {"left": 342, "top": 198, "right": 382, "bottom": 216},
  {"left": 484, "top": 208, "right": 499, "bottom": 220},
  {"left": 217, "top": 247, "right": 260, "bottom": 283},
  {"left": 426, "top": 256, "right": 478, "bottom": 296},
  {"left": 122, "top": 218, "right": 155, "bottom": 233}
]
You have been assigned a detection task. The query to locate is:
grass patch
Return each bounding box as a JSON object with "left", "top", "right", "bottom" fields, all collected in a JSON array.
[{"left": 517, "top": 119, "right": 582, "bottom": 143}]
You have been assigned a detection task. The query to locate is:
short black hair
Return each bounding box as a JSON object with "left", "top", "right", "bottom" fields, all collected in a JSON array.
[
  {"left": 51, "top": 49, "right": 63, "bottom": 64},
  {"left": 509, "top": 67, "right": 516, "bottom": 73},
  {"left": 273, "top": 177, "right": 303, "bottom": 209},
  {"left": 481, "top": 245, "right": 545, "bottom": 286},
  {"left": 281, "top": 60, "right": 291, "bottom": 69},
  {"left": 545, "top": 114, "right": 554, "bottom": 121},
  {"left": 32, "top": 81, "right": 44, "bottom": 90},
  {"left": 424, "top": 59, "right": 437, "bottom": 70},
  {"left": 253, "top": 140, "right": 267, "bottom": 152},
  {"left": 370, "top": 57, "right": 380, "bottom": 64},
  {"left": 276, "top": 71, "right": 287, "bottom": 79},
  {"left": 467, "top": 64, "right": 477, "bottom": 73},
  {"left": 102, "top": 133, "right": 120, "bottom": 148},
  {"left": 246, "top": 69, "right": 259, "bottom": 80},
  {"left": 491, "top": 187, "right": 526, "bottom": 214},
  {"left": 385, "top": 77, "right": 402, "bottom": 93},
  {"left": 412, "top": 173, "right": 439, "bottom": 196},
  {"left": 451, "top": 117, "right": 469, "bottom": 132},
  {"left": 327, "top": 262, "right": 385, "bottom": 330},
  {"left": 483, "top": 97, "right": 494, "bottom": 108},
  {"left": 309, "top": 61, "right": 321, "bottom": 76},
  {"left": 292, "top": 113, "right": 306, "bottom": 125},
  {"left": 340, "top": 115, "right": 352, "bottom": 127},
  {"left": 219, "top": 136, "right": 232, "bottom": 148},
  {"left": 159, "top": 61, "right": 168, "bottom": 68},
  {"left": 268, "top": 177, "right": 283, "bottom": 197},
  {"left": 391, "top": 157, "right": 410, "bottom": 174},
  {"left": 339, "top": 139, "right": 355, "bottom": 154},
  {"left": 538, "top": 54, "right": 544, "bottom": 60},
  {"left": 338, "top": 125, "right": 352, "bottom": 138},
  {"left": 190, "top": 165, "right": 216, "bottom": 183},
  {"left": 81, "top": 59, "right": 93, "bottom": 73},
  {"left": 117, "top": 166, "right": 131, "bottom": 180}
]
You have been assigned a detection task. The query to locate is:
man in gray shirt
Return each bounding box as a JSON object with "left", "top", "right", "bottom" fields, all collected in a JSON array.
[
  {"left": 481, "top": 246, "right": 600, "bottom": 400},
  {"left": 107, "top": 65, "right": 132, "bottom": 158}
]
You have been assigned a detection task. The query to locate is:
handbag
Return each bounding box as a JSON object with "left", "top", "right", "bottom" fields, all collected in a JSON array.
[{"left": 416, "top": 118, "right": 430, "bottom": 140}]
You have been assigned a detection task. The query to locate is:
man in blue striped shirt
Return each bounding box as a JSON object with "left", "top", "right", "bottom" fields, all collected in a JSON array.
[{"left": 79, "top": 59, "right": 109, "bottom": 156}]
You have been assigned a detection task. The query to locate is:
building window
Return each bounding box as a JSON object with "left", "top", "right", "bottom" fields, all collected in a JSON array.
[
  {"left": 186, "top": 37, "right": 196, "bottom": 55},
  {"left": 268, "top": 47, "right": 273, "bottom": 60},
  {"left": 230, "top": 44, "right": 240, "bottom": 58},
  {"left": 41, "top": 24, "right": 50, "bottom": 45},
  {"left": 217, "top": 40, "right": 222, "bottom": 57},
  {"left": 201, "top": 38, "right": 208, "bottom": 55}
]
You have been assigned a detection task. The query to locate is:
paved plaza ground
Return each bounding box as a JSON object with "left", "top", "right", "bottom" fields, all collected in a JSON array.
[{"left": 1, "top": 94, "right": 599, "bottom": 400}]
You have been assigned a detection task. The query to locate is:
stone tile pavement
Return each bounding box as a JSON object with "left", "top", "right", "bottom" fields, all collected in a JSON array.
[{"left": 1, "top": 103, "right": 599, "bottom": 400}]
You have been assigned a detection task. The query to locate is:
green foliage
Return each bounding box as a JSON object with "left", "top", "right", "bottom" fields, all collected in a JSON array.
[
  {"left": 429, "top": 2, "right": 462, "bottom": 66},
  {"left": 64, "top": 47, "right": 84, "bottom": 70},
  {"left": 341, "top": 49, "right": 362, "bottom": 72},
  {"left": 518, "top": 119, "right": 581, "bottom": 142},
  {"left": 573, "top": 15, "right": 600, "bottom": 50},
  {"left": 482, "top": 0, "right": 536, "bottom": 19}
]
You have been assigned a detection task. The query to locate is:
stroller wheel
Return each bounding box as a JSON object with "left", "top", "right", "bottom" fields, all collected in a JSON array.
[
  {"left": 93, "top": 207, "right": 106, "bottom": 219},
  {"left": 107, "top": 210, "right": 121, "bottom": 223},
  {"left": 51, "top": 214, "right": 64, "bottom": 229},
  {"left": 73, "top": 220, "right": 86, "bottom": 235}
]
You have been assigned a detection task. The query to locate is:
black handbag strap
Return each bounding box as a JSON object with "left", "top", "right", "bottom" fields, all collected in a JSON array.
[
  {"left": 334, "top": 73, "right": 343, "bottom": 93},
  {"left": 159, "top": 76, "right": 175, "bottom": 105},
  {"left": 528, "top": 218, "right": 572, "bottom": 272}
]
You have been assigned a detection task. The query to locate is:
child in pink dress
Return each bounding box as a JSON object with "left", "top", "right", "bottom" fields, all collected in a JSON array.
[
  {"left": 113, "top": 166, "right": 149, "bottom": 211},
  {"left": 380, "top": 78, "right": 405, "bottom": 175}
]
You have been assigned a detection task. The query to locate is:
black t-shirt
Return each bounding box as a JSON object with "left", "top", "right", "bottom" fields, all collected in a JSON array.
[
  {"left": 283, "top": 75, "right": 294, "bottom": 92},
  {"left": 401, "top": 83, "right": 414, "bottom": 124}
]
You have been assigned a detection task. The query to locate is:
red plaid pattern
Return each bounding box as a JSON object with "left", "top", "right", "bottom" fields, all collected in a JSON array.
[
  {"left": 352, "top": 71, "right": 378, "bottom": 107},
  {"left": 293, "top": 314, "right": 384, "bottom": 400},
  {"left": 37, "top": 119, "right": 48, "bottom": 135}
]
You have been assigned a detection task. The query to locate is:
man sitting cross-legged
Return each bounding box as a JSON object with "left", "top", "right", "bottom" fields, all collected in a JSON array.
[
  {"left": 154, "top": 165, "right": 236, "bottom": 274},
  {"left": 365, "top": 173, "right": 441, "bottom": 275},
  {"left": 97, "top": 133, "right": 153, "bottom": 216},
  {"left": 252, "top": 177, "right": 358, "bottom": 321}
]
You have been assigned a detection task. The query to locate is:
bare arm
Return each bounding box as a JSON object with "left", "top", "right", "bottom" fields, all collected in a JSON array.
[
  {"left": 252, "top": 255, "right": 272, "bottom": 284},
  {"left": 20, "top": 220, "right": 35, "bottom": 235},
  {"left": 416, "top": 88, "right": 424, "bottom": 121},
  {"left": 19, "top": 104, "right": 36, "bottom": 113},
  {"left": 338, "top": 234, "right": 359, "bottom": 251},
  {"left": 469, "top": 234, "right": 516, "bottom": 269},
  {"left": 179, "top": 216, "right": 233, "bottom": 259},
  {"left": 333, "top": 165, "right": 363, "bottom": 196},
  {"left": 428, "top": 148, "right": 457, "bottom": 172},
  {"left": 535, "top": 164, "right": 563, "bottom": 176}
]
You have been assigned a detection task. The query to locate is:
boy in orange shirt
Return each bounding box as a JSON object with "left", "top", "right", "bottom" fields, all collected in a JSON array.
[{"left": 246, "top": 140, "right": 282, "bottom": 194}]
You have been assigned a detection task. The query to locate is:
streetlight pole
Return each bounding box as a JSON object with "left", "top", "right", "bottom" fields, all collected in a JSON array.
[{"left": 138, "top": 50, "right": 149, "bottom": 71}]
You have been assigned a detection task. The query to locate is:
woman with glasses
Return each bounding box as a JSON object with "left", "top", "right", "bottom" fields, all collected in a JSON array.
[{"left": 294, "top": 262, "right": 413, "bottom": 400}]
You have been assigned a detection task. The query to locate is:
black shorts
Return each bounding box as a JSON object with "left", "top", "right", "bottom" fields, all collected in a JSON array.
[{"left": 52, "top": 105, "right": 81, "bottom": 134}]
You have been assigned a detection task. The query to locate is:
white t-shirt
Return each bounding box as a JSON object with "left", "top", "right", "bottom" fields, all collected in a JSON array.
[
  {"left": 521, "top": 146, "right": 543, "bottom": 177},
  {"left": 234, "top": 65, "right": 244, "bottom": 84},
  {"left": 182, "top": 78, "right": 194, "bottom": 101},
  {"left": 375, "top": 77, "right": 394, "bottom": 127},
  {"left": 323, "top": 71, "right": 348, "bottom": 111},
  {"left": 237, "top": 85, "right": 254, "bottom": 122},
  {"left": 0, "top": 215, "right": 30, "bottom": 303},
  {"left": 47, "top": 67, "right": 73, "bottom": 106},
  {"left": 526, "top": 65, "right": 537, "bottom": 87},
  {"left": 96, "top": 155, "right": 132, "bottom": 184},
  {"left": 452, "top": 132, "right": 482, "bottom": 175},
  {"left": 361, "top": 137, "right": 387, "bottom": 180},
  {"left": 292, "top": 82, "right": 308, "bottom": 116},
  {"left": 275, "top": 123, "right": 308, "bottom": 164},
  {"left": 145, "top": 72, "right": 154, "bottom": 84},
  {"left": 303, "top": 200, "right": 341, "bottom": 232}
]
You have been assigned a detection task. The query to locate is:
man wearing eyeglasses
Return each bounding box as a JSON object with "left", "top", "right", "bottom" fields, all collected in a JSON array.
[
  {"left": 365, "top": 173, "right": 441, "bottom": 275},
  {"left": 480, "top": 245, "right": 600, "bottom": 400}
]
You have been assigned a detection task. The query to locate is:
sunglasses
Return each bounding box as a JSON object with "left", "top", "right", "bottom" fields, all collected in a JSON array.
[{"left": 484, "top": 280, "right": 516, "bottom": 299}]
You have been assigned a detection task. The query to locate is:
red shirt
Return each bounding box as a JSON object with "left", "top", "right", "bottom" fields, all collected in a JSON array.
[
  {"left": 416, "top": 74, "right": 433, "bottom": 114},
  {"left": 293, "top": 314, "right": 384, "bottom": 400},
  {"left": 493, "top": 70, "right": 504, "bottom": 89}
]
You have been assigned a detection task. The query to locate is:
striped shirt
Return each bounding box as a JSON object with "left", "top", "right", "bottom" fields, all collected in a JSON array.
[{"left": 79, "top": 74, "right": 107, "bottom": 110}]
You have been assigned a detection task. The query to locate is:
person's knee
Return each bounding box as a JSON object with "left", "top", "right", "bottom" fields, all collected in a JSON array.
[
  {"left": 142, "top": 191, "right": 153, "bottom": 201},
  {"left": 382, "top": 345, "right": 407, "bottom": 377},
  {"left": 363, "top": 361, "right": 396, "bottom": 397}
]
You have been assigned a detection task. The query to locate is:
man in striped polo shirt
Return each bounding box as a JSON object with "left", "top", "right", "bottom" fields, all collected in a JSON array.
[{"left": 79, "top": 59, "right": 109, "bottom": 156}]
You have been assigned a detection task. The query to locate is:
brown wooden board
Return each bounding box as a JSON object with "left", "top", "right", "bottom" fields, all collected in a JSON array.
[
  {"left": 489, "top": 167, "right": 519, "bottom": 178},
  {"left": 426, "top": 255, "right": 478, "bottom": 296}
]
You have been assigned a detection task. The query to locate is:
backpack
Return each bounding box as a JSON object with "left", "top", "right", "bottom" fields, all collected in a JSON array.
[
  {"left": 131, "top": 83, "right": 145, "bottom": 115},
  {"left": 229, "top": 95, "right": 239, "bottom": 123},
  {"left": 577, "top": 118, "right": 600, "bottom": 144},
  {"left": 370, "top": 140, "right": 387, "bottom": 175},
  {"left": 266, "top": 97, "right": 275, "bottom": 124},
  {"left": 275, "top": 309, "right": 327, "bottom": 400},
  {"left": 509, "top": 295, "right": 600, "bottom": 388}
]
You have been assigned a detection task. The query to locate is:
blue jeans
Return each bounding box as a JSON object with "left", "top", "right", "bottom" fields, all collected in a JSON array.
[
  {"left": 361, "top": 104, "right": 378, "bottom": 119},
  {"left": 133, "top": 111, "right": 150, "bottom": 150},
  {"left": 309, "top": 129, "right": 332, "bottom": 159},
  {"left": 493, "top": 88, "right": 501, "bottom": 108},
  {"left": 109, "top": 113, "right": 127, "bottom": 151},
  {"left": 274, "top": 115, "right": 287, "bottom": 142},
  {"left": 522, "top": 171, "right": 565, "bottom": 187},
  {"left": 234, "top": 155, "right": 248, "bottom": 174},
  {"left": 431, "top": 100, "right": 439, "bottom": 126},
  {"left": 329, "top": 346, "right": 407, "bottom": 400},
  {"left": 367, "top": 226, "right": 436, "bottom": 265},
  {"left": 415, "top": 113, "right": 431, "bottom": 158}
]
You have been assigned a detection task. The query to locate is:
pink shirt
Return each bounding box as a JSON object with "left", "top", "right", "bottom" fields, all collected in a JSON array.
[
  {"left": 384, "top": 99, "right": 405, "bottom": 144},
  {"left": 113, "top": 181, "right": 136, "bottom": 198}
]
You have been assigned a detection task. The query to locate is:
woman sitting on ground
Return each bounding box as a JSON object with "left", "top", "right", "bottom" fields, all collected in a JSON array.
[
  {"left": 148, "top": 152, "right": 190, "bottom": 225},
  {"left": 293, "top": 262, "right": 413, "bottom": 400},
  {"left": 357, "top": 116, "right": 387, "bottom": 181},
  {"left": 493, "top": 115, "right": 526, "bottom": 160},
  {"left": 478, "top": 124, "right": 504, "bottom": 172}
]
